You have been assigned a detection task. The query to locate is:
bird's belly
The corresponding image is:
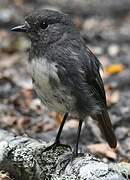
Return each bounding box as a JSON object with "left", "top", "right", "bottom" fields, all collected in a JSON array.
[
  {"left": 34, "top": 78, "right": 69, "bottom": 113},
  {"left": 28, "top": 58, "right": 75, "bottom": 113}
]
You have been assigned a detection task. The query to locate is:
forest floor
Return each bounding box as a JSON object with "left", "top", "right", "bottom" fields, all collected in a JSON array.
[{"left": 0, "top": 1, "right": 130, "bottom": 173}]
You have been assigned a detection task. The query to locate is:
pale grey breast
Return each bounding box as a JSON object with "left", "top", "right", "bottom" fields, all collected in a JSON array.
[{"left": 28, "top": 57, "right": 75, "bottom": 113}]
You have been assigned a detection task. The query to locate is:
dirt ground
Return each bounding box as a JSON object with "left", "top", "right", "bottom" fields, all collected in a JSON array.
[{"left": 0, "top": 0, "right": 130, "bottom": 171}]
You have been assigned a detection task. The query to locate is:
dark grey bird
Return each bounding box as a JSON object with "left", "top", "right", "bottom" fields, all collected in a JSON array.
[{"left": 11, "top": 9, "right": 117, "bottom": 159}]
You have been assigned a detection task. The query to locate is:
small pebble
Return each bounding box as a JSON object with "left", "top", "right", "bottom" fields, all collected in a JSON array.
[{"left": 108, "top": 44, "right": 120, "bottom": 57}]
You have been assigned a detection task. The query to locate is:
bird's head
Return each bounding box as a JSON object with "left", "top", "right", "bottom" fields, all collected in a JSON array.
[{"left": 11, "top": 9, "right": 73, "bottom": 47}]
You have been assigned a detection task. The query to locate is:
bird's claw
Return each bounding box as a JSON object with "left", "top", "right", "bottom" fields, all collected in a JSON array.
[
  {"left": 58, "top": 152, "right": 84, "bottom": 174},
  {"left": 43, "top": 141, "right": 71, "bottom": 152}
]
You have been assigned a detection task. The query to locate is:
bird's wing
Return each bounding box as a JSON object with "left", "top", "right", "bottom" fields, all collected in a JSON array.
[
  {"left": 48, "top": 42, "right": 107, "bottom": 107},
  {"left": 84, "top": 48, "right": 107, "bottom": 106}
]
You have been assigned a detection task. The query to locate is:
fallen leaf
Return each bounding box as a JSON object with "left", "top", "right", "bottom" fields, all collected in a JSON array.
[
  {"left": 55, "top": 112, "right": 62, "bottom": 126},
  {"left": 105, "top": 85, "right": 120, "bottom": 106},
  {"left": 104, "top": 64, "right": 124, "bottom": 75},
  {"left": 48, "top": 111, "right": 65, "bottom": 127},
  {"left": 87, "top": 143, "right": 117, "bottom": 160},
  {"left": 73, "top": 17, "right": 82, "bottom": 29},
  {"left": 107, "top": 91, "right": 120, "bottom": 106}
]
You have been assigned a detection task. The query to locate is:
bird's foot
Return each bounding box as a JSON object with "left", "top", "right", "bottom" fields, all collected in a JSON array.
[
  {"left": 43, "top": 141, "right": 71, "bottom": 152},
  {"left": 58, "top": 151, "right": 84, "bottom": 174}
]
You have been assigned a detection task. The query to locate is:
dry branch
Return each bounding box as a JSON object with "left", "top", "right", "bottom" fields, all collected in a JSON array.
[{"left": 0, "top": 130, "right": 128, "bottom": 180}]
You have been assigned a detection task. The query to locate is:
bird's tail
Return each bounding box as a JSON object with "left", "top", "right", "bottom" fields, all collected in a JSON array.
[{"left": 92, "top": 110, "right": 117, "bottom": 148}]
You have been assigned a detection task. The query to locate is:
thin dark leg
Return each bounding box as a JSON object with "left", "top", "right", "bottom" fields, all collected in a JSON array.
[
  {"left": 55, "top": 112, "right": 68, "bottom": 144},
  {"left": 43, "top": 112, "right": 69, "bottom": 152},
  {"left": 73, "top": 119, "right": 83, "bottom": 155},
  {"left": 58, "top": 119, "right": 84, "bottom": 173}
]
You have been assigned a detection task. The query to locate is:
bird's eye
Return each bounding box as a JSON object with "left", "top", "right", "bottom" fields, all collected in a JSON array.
[{"left": 40, "top": 22, "right": 48, "bottom": 29}]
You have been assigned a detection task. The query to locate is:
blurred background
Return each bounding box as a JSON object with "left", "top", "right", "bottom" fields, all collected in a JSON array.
[{"left": 0, "top": 0, "right": 130, "bottom": 163}]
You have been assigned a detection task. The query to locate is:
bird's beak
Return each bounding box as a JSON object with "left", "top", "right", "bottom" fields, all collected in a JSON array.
[{"left": 11, "top": 21, "right": 30, "bottom": 33}]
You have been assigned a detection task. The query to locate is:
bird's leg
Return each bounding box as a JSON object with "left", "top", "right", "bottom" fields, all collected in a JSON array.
[
  {"left": 59, "top": 119, "right": 84, "bottom": 172},
  {"left": 43, "top": 112, "right": 70, "bottom": 152},
  {"left": 54, "top": 112, "right": 68, "bottom": 145},
  {"left": 73, "top": 119, "right": 83, "bottom": 157}
]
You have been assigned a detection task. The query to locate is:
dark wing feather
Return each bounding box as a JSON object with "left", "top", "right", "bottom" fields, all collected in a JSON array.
[
  {"left": 85, "top": 48, "right": 117, "bottom": 148},
  {"left": 85, "top": 48, "right": 107, "bottom": 106}
]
